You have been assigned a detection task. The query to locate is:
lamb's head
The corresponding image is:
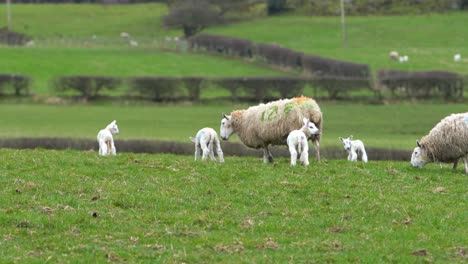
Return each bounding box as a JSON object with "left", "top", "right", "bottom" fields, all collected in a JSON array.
[
  {"left": 302, "top": 118, "right": 319, "bottom": 136},
  {"left": 339, "top": 135, "right": 353, "bottom": 151},
  {"left": 411, "top": 140, "right": 430, "bottom": 168},
  {"left": 220, "top": 114, "right": 234, "bottom": 140},
  {"left": 106, "top": 120, "right": 119, "bottom": 135}
]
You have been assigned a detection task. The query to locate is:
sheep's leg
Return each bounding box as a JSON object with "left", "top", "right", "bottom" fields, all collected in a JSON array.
[
  {"left": 201, "top": 144, "right": 210, "bottom": 161},
  {"left": 452, "top": 159, "right": 458, "bottom": 170},
  {"left": 289, "top": 145, "right": 298, "bottom": 166},
  {"left": 361, "top": 147, "right": 368, "bottom": 163},
  {"left": 98, "top": 141, "right": 107, "bottom": 156},
  {"left": 312, "top": 139, "right": 320, "bottom": 161},
  {"left": 263, "top": 145, "right": 274, "bottom": 163},
  {"left": 347, "top": 152, "right": 352, "bottom": 161},
  {"left": 463, "top": 156, "right": 468, "bottom": 175},
  {"left": 214, "top": 138, "right": 224, "bottom": 163}
]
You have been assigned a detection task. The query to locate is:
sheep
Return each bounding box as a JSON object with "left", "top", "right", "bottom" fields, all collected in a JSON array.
[
  {"left": 97, "top": 120, "right": 119, "bottom": 156},
  {"left": 130, "top": 40, "right": 138, "bottom": 47},
  {"left": 339, "top": 135, "right": 368, "bottom": 163},
  {"left": 287, "top": 118, "right": 320, "bottom": 166},
  {"left": 411, "top": 112, "right": 468, "bottom": 174},
  {"left": 454, "top": 53, "right": 461, "bottom": 62},
  {"left": 399, "top": 55, "right": 409, "bottom": 63},
  {"left": 389, "top": 51, "right": 399, "bottom": 61},
  {"left": 220, "top": 96, "right": 322, "bottom": 163},
  {"left": 120, "top": 32, "right": 130, "bottom": 38},
  {"left": 190, "top": 127, "right": 224, "bottom": 163}
]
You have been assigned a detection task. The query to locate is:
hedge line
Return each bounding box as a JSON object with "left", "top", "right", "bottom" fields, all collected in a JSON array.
[{"left": 0, "top": 73, "right": 464, "bottom": 101}]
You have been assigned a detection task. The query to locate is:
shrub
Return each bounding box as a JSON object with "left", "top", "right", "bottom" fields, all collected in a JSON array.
[
  {"left": 308, "top": 76, "right": 372, "bottom": 99},
  {"left": 188, "top": 34, "right": 254, "bottom": 58},
  {"left": 0, "top": 28, "right": 31, "bottom": 46},
  {"left": 302, "top": 55, "right": 370, "bottom": 79},
  {"left": 53, "top": 75, "right": 121, "bottom": 100},
  {"left": 180, "top": 77, "right": 204, "bottom": 101},
  {"left": 255, "top": 43, "right": 303, "bottom": 69},
  {"left": 377, "top": 69, "right": 463, "bottom": 100},
  {"left": 129, "top": 76, "right": 183, "bottom": 101},
  {"left": 0, "top": 74, "right": 31, "bottom": 96}
]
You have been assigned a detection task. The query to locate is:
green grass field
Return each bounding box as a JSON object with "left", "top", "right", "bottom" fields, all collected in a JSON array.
[
  {"left": 0, "top": 103, "right": 466, "bottom": 150},
  {"left": 0, "top": 149, "right": 466, "bottom": 262}
]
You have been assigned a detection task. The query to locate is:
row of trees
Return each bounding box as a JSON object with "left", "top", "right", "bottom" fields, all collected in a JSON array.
[{"left": 0, "top": 74, "right": 464, "bottom": 102}]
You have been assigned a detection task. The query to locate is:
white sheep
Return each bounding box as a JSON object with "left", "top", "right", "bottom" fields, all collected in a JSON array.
[
  {"left": 287, "top": 118, "right": 320, "bottom": 166},
  {"left": 389, "top": 51, "right": 399, "bottom": 61},
  {"left": 399, "top": 55, "right": 409, "bottom": 63},
  {"left": 190, "top": 127, "right": 224, "bottom": 163},
  {"left": 411, "top": 112, "right": 468, "bottom": 174},
  {"left": 97, "top": 120, "right": 119, "bottom": 156},
  {"left": 454, "top": 54, "right": 461, "bottom": 62},
  {"left": 339, "top": 135, "right": 368, "bottom": 163},
  {"left": 120, "top": 32, "right": 130, "bottom": 38},
  {"left": 130, "top": 40, "right": 138, "bottom": 47},
  {"left": 220, "top": 96, "right": 322, "bottom": 163}
]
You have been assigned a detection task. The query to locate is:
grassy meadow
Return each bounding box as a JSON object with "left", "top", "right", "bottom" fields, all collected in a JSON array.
[
  {"left": 0, "top": 103, "right": 466, "bottom": 150},
  {"left": 0, "top": 149, "right": 466, "bottom": 262}
]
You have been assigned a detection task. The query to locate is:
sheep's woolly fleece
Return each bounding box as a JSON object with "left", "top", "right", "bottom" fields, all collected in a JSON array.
[
  {"left": 419, "top": 112, "right": 468, "bottom": 163},
  {"left": 230, "top": 96, "right": 322, "bottom": 148}
]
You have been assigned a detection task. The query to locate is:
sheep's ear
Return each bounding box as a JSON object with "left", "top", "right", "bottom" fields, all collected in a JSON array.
[
  {"left": 349, "top": 135, "right": 353, "bottom": 140},
  {"left": 222, "top": 113, "right": 229, "bottom": 120},
  {"left": 303, "top": 117, "right": 309, "bottom": 125},
  {"left": 339, "top": 137, "right": 344, "bottom": 142},
  {"left": 416, "top": 140, "right": 422, "bottom": 148},
  {"left": 111, "top": 120, "right": 116, "bottom": 124}
]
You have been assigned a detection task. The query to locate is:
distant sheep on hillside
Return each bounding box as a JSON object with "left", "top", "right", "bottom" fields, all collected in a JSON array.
[{"left": 220, "top": 96, "right": 322, "bottom": 163}]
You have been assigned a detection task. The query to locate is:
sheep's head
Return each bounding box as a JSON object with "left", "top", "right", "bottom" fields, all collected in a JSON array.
[
  {"left": 411, "top": 140, "right": 430, "bottom": 168},
  {"left": 303, "top": 118, "right": 319, "bottom": 136},
  {"left": 106, "top": 120, "right": 119, "bottom": 135},
  {"left": 339, "top": 135, "right": 353, "bottom": 151},
  {"left": 220, "top": 113, "right": 234, "bottom": 140}
]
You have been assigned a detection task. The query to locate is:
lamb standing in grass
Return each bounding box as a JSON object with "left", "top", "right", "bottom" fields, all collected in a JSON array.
[
  {"left": 339, "top": 135, "right": 368, "bottom": 163},
  {"left": 190, "top": 127, "right": 224, "bottom": 163},
  {"left": 220, "top": 96, "right": 322, "bottom": 163},
  {"left": 411, "top": 112, "right": 468, "bottom": 174},
  {"left": 287, "top": 118, "right": 320, "bottom": 166},
  {"left": 97, "top": 120, "right": 119, "bottom": 156}
]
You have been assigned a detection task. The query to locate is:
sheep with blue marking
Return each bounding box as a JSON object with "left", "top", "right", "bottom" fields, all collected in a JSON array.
[
  {"left": 411, "top": 112, "right": 468, "bottom": 174},
  {"left": 190, "top": 127, "right": 224, "bottom": 162},
  {"left": 220, "top": 96, "right": 322, "bottom": 163},
  {"left": 287, "top": 118, "right": 320, "bottom": 166}
]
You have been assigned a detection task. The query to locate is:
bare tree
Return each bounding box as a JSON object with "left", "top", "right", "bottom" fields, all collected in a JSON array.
[{"left": 163, "top": 0, "right": 221, "bottom": 38}]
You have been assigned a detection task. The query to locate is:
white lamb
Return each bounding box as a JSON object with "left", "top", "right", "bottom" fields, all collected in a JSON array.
[
  {"left": 190, "top": 127, "right": 224, "bottom": 163},
  {"left": 287, "top": 118, "right": 320, "bottom": 166},
  {"left": 339, "top": 135, "right": 368, "bottom": 163},
  {"left": 97, "top": 120, "right": 119, "bottom": 156},
  {"left": 454, "top": 54, "right": 461, "bottom": 62}
]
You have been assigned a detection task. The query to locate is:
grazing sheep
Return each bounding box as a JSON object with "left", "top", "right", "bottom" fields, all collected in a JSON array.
[
  {"left": 97, "top": 120, "right": 119, "bottom": 156},
  {"left": 287, "top": 118, "right": 320, "bottom": 166},
  {"left": 411, "top": 112, "right": 468, "bottom": 174},
  {"left": 130, "top": 40, "right": 138, "bottom": 47},
  {"left": 454, "top": 54, "right": 461, "bottom": 62},
  {"left": 190, "top": 127, "right": 224, "bottom": 163},
  {"left": 399, "top": 55, "right": 409, "bottom": 63},
  {"left": 120, "top": 32, "right": 130, "bottom": 38},
  {"left": 220, "top": 96, "right": 322, "bottom": 163},
  {"left": 339, "top": 135, "right": 368, "bottom": 163},
  {"left": 389, "top": 51, "right": 399, "bottom": 61}
]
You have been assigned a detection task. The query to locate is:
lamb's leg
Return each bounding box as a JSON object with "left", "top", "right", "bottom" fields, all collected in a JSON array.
[
  {"left": 463, "top": 156, "right": 468, "bottom": 175},
  {"left": 201, "top": 144, "right": 210, "bottom": 161},
  {"left": 98, "top": 141, "right": 107, "bottom": 156},
  {"left": 300, "top": 144, "right": 309, "bottom": 166},
  {"left": 263, "top": 145, "right": 274, "bottom": 163},
  {"left": 110, "top": 140, "right": 116, "bottom": 155},
  {"left": 350, "top": 150, "right": 358, "bottom": 162},
  {"left": 207, "top": 139, "right": 216, "bottom": 161},
  {"left": 452, "top": 159, "right": 458, "bottom": 170},
  {"left": 347, "top": 152, "right": 352, "bottom": 161},
  {"left": 194, "top": 143, "right": 200, "bottom": 161},
  {"left": 361, "top": 147, "right": 368, "bottom": 163},
  {"left": 289, "top": 144, "right": 298, "bottom": 166},
  {"left": 214, "top": 137, "right": 224, "bottom": 163}
]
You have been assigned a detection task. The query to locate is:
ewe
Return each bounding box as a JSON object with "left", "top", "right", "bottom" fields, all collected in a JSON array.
[
  {"left": 287, "top": 118, "right": 320, "bottom": 166},
  {"left": 411, "top": 112, "right": 468, "bottom": 174},
  {"left": 389, "top": 51, "right": 399, "bottom": 61},
  {"left": 220, "top": 96, "right": 322, "bottom": 163},
  {"left": 339, "top": 135, "right": 368, "bottom": 163},
  {"left": 97, "top": 120, "right": 119, "bottom": 156},
  {"left": 190, "top": 127, "right": 224, "bottom": 163}
]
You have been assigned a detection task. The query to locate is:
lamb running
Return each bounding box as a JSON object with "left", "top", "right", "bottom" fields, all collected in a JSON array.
[
  {"left": 190, "top": 127, "right": 224, "bottom": 163},
  {"left": 287, "top": 118, "right": 320, "bottom": 166},
  {"left": 339, "top": 135, "right": 368, "bottom": 163},
  {"left": 220, "top": 96, "right": 322, "bottom": 163},
  {"left": 97, "top": 120, "right": 119, "bottom": 156},
  {"left": 411, "top": 112, "right": 468, "bottom": 174}
]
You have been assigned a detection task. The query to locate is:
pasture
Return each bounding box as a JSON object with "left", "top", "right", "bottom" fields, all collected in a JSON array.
[
  {"left": 0, "top": 103, "right": 466, "bottom": 149},
  {"left": 0, "top": 149, "right": 466, "bottom": 262}
]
